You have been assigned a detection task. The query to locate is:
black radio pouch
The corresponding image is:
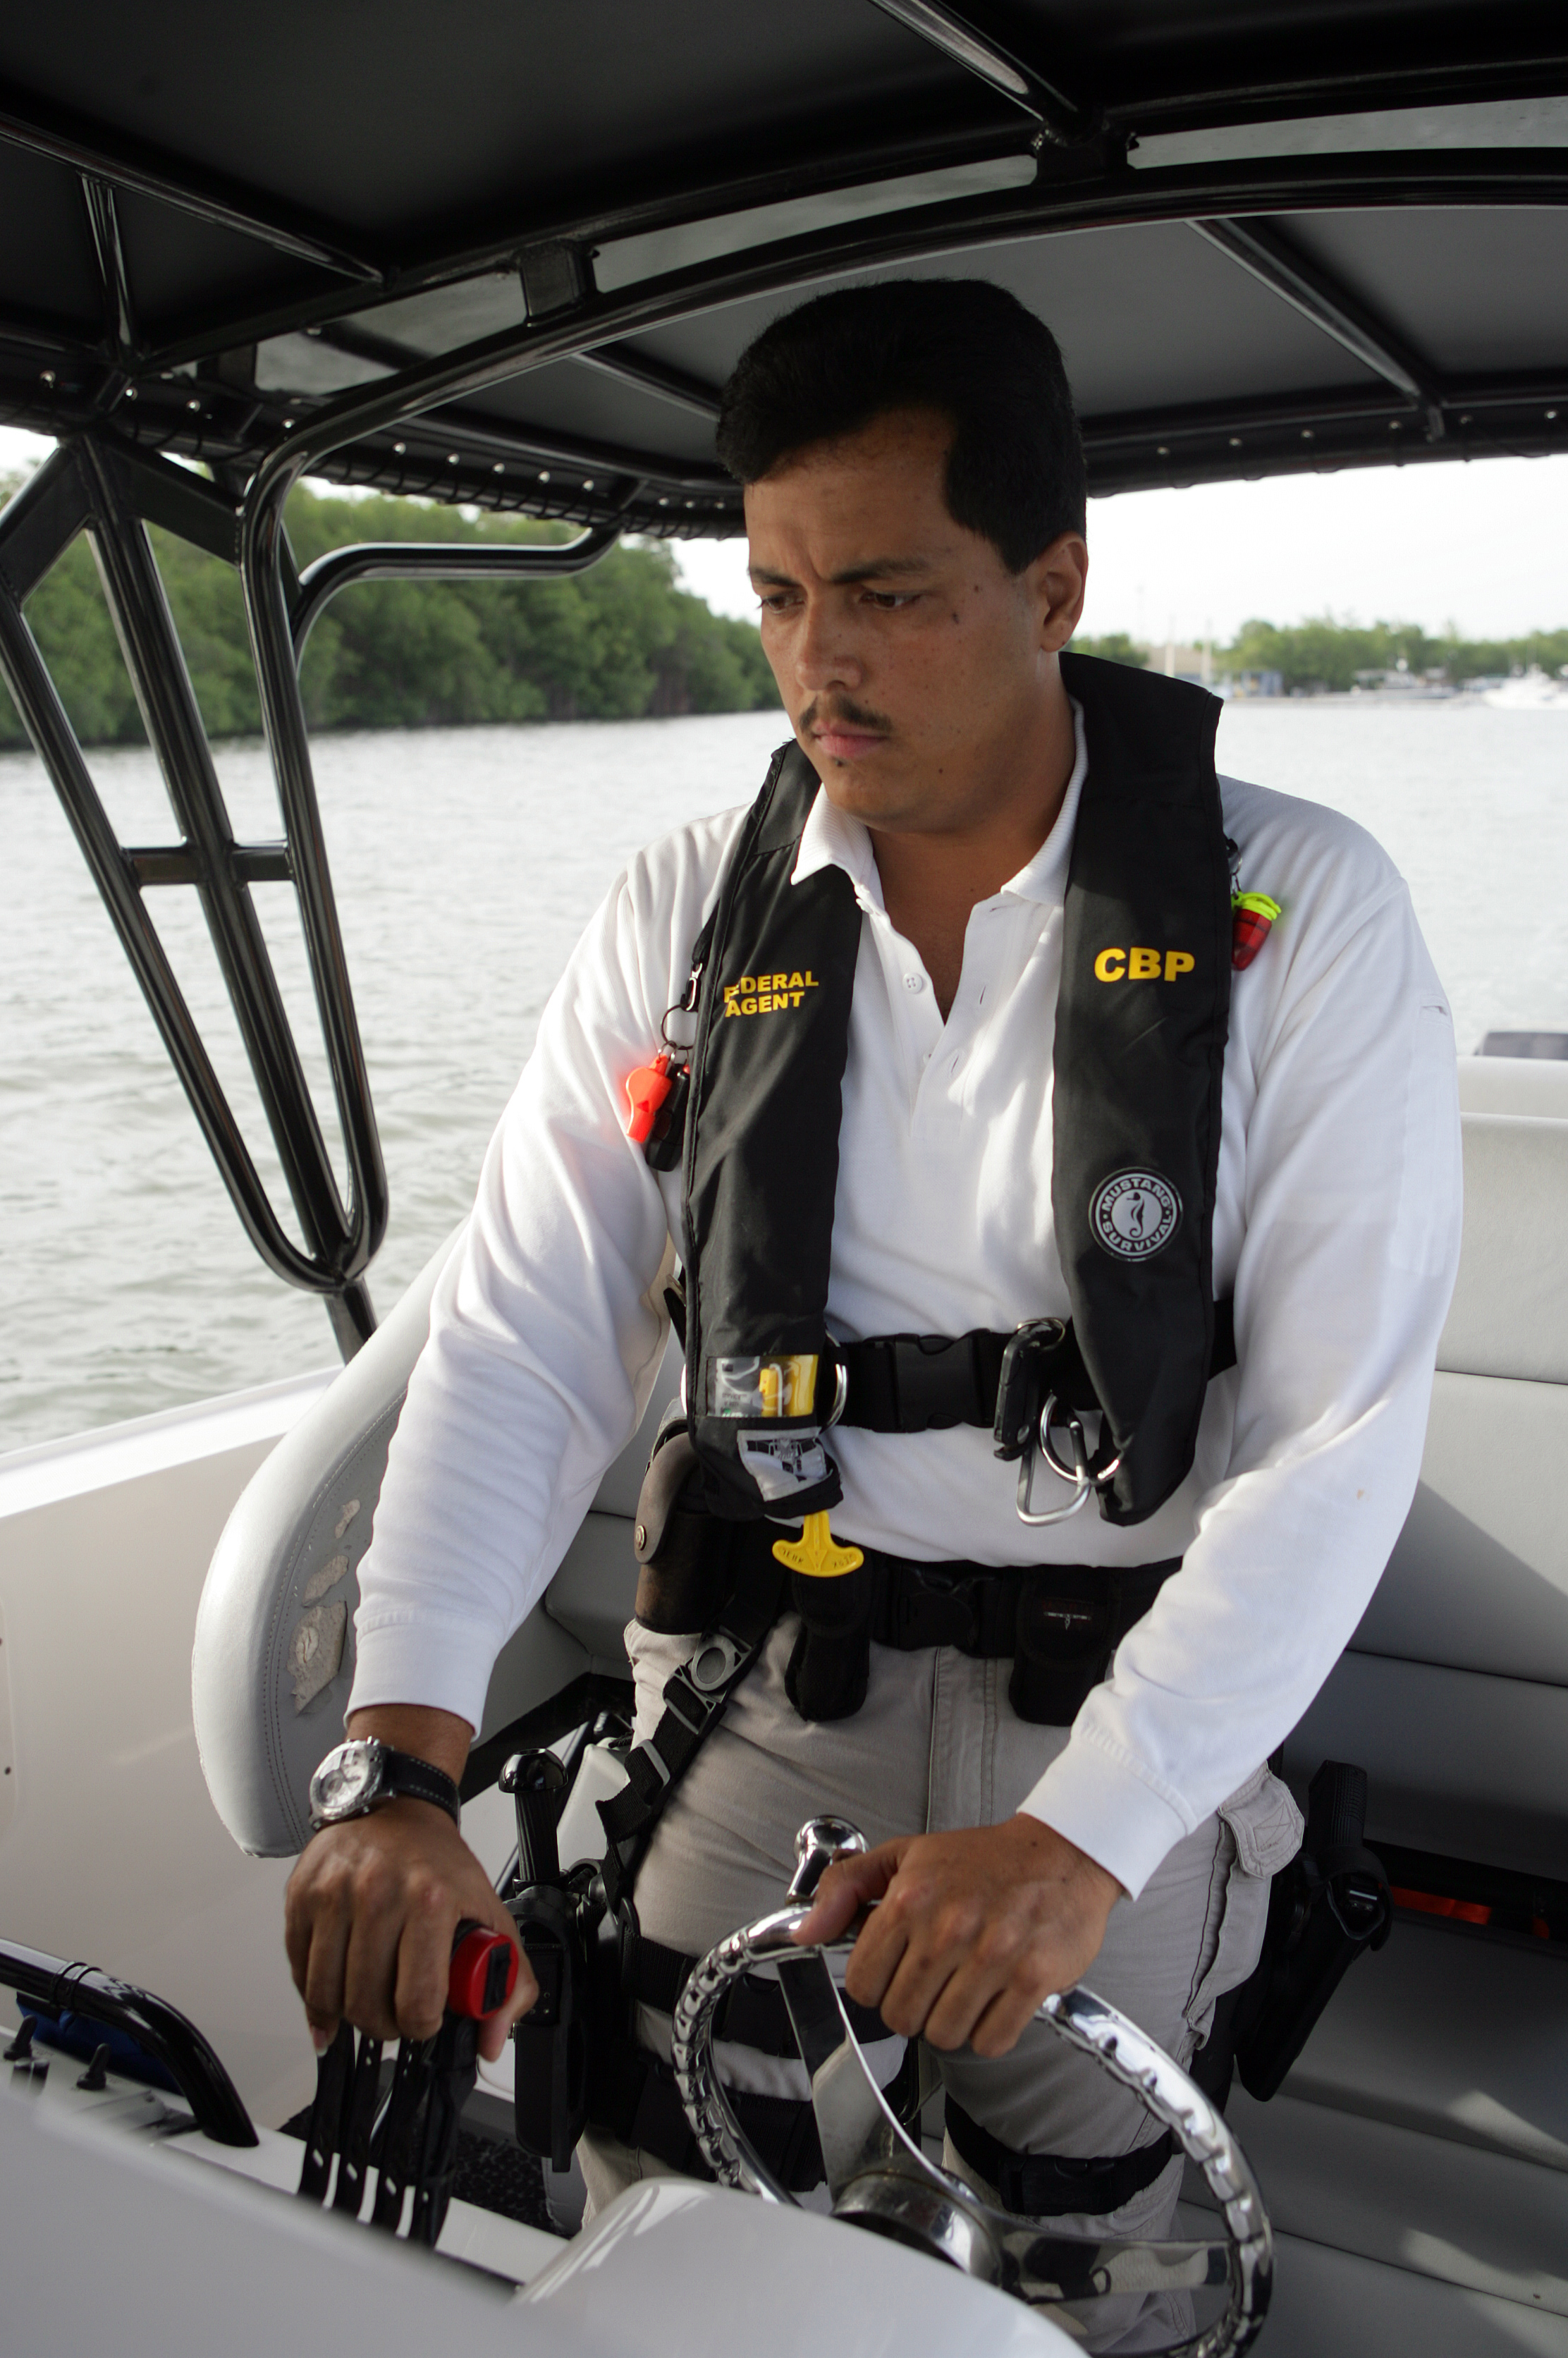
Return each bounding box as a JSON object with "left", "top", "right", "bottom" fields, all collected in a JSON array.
[
  {"left": 632, "top": 1410, "right": 738, "bottom": 1637},
  {"left": 1010, "top": 1567, "right": 1118, "bottom": 1725}
]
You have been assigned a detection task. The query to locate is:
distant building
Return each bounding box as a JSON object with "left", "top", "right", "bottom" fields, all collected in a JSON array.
[
  {"left": 1226, "top": 668, "right": 1283, "bottom": 699},
  {"left": 1153, "top": 640, "right": 1213, "bottom": 686},
  {"left": 1352, "top": 661, "right": 1454, "bottom": 699}
]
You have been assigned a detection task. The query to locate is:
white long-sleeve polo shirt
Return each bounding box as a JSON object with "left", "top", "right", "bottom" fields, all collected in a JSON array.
[{"left": 350, "top": 707, "right": 1464, "bottom": 1898}]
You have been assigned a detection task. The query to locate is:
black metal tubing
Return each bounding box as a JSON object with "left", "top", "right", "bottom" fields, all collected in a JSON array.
[
  {"left": 573, "top": 346, "right": 723, "bottom": 424},
  {"left": 1192, "top": 218, "right": 1447, "bottom": 438},
  {"left": 290, "top": 522, "right": 619, "bottom": 657},
  {"left": 78, "top": 441, "right": 381, "bottom": 1342},
  {"left": 0, "top": 79, "right": 381, "bottom": 283},
  {"left": 80, "top": 176, "right": 135, "bottom": 369},
  {"left": 864, "top": 0, "right": 1090, "bottom": 141},
  {"left": 0, "top": 439, "right": 381, "bottom": 1355},
  {"left": 1103, "top": 46, "right": 1568, "bottom": 136},
  {"left": 1, "top": 1938, "right": 258, "bottom": 2148}
]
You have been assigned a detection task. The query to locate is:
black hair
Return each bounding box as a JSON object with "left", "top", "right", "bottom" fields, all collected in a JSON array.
[{"left": 714, "top": 278, "right": 1086, "bottom": 573}]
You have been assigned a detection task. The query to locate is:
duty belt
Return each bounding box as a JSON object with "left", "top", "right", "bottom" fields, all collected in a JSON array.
[
  {"left": 863, "top": 1553, "right": 1180, "bottom": 1664},
  {"left": 781, "top": 1549, "right": 1184, "bottom": 1724}
]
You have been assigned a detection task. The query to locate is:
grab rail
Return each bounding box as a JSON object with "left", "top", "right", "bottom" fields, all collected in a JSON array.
[{"left": 1, "top": 1938, "right": 258, "bottom": 2149}]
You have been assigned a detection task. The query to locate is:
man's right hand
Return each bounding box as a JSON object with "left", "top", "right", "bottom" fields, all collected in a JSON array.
[{"left": 284, "top": 1707, "right": 536, "bottom": 2065}]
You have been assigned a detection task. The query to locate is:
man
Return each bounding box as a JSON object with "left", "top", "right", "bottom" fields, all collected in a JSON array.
[{"left": 286, "top": 281, "right": 1462, "bottom": 2253}]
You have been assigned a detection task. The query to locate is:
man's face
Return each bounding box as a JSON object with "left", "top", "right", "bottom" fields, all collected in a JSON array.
[{"left": 745, "top": 406, "right": 1086, "bottom": 836}]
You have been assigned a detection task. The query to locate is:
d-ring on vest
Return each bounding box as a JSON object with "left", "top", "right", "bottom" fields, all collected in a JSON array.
[{"left": 679, "top": 651, "right": 1233, "bottom": 1530}]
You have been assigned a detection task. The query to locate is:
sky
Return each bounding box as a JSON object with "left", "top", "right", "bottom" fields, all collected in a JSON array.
[{"left": 6, "top": 422, "right": 1563, "bottom": 651}]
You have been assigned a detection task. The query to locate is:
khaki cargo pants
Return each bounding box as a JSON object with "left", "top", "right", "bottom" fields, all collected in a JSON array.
[{"left": 580, "top": 1611, "right": 1302, "bottom": 2256}]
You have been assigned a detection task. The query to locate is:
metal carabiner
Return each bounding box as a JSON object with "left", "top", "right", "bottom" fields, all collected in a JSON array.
[
  {"left": 1039, "top": 1396, "right": 1122, "bottom": 1494},
  {"left": 1015, "top": 1393, "right": 1122, "bottom": 1527}
]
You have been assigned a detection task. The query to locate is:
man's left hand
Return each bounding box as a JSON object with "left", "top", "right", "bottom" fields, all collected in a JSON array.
[{"left": 792, "top": 1816, "right": 1123, "bottom": 2058}]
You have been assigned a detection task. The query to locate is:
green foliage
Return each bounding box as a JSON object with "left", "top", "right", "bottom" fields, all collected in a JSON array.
[
  {"left": 0, "top": 476, "right": 777, "bottom": 747},
  {"left": 1221, "top": 615, "right": 1568, "bottom": 693},
  {"left": 6, "top": 459, "right": 1563, "bottom": 744},
  {"left": 1069, "top": 632, "right": 1149, "bottom": 668}
]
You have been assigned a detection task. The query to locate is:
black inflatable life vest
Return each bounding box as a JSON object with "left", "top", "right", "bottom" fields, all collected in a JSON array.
[{"left": 676, "top": 652, "right": 1231, "bottom": 1531}]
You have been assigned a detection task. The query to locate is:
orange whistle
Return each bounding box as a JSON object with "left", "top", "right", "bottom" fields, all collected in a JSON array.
[
  {"left": 1231, "top": 892, "right": 1282, "bottom": 972},
  {"left": 625, "top": 1052, "right": 673, "bottom": 1144}
]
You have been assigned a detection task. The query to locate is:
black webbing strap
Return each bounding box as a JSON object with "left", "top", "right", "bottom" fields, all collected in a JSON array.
[
  {"left": 593, "top": 2018, "right": 922, "bottom": 2195},
  {"left": 594, "top": 2040, "right": 828, "bottom": 2192},
  {"left": 835, "top": 1297, "right": 1236, "bottom": 1434},
  {"left": 945, "top": 2096, "right": 1175, "bottom": 2219},
  {"left": 597, "top": 1534, "right": 787, "bottom": 1910},
  {"left": 632, "top": 1937, "right": 889, "bottom": 2056}
]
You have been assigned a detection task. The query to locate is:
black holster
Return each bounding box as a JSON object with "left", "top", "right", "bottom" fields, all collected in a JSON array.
[
  {"left": 508, "top": 1881, "right": 590, "bottom": 2171},
  {"left": 1215, "top": 1759, "right": 1393, "bottom": 2106}
]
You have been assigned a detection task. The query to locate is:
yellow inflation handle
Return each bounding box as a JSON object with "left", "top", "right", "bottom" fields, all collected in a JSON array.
[{"left": 773, "top": 1511, "right": 864, "bottom": 1580}]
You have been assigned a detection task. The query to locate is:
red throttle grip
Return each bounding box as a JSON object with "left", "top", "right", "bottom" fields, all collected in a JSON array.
[{"left": 448, "top": 1925, "right": 520, "bottom": 2020}]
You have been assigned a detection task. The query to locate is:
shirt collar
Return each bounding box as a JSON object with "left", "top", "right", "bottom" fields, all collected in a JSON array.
[{"left": 789, "top": 698, "right": 1088, "bottom": 914}]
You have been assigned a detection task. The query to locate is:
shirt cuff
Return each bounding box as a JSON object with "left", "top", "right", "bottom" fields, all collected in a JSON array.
[
  {"left": 347, "top": 1612, "right": 497, "bottom": 1738},
  {"left": 1017, "top": 1730, "right": 1194, "bottom": 1901}
]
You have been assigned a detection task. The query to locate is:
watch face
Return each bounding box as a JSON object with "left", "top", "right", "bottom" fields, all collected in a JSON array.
[{"left": 312, "top": 1740, "right": 382, "bottom": 1820}]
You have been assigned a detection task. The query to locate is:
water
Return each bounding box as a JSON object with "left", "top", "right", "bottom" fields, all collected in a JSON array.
[{"left": 2, "top": 703, "right": 1565, "bottom": 1453}]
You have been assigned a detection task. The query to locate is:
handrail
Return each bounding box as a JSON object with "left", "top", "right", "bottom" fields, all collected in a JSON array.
[
  {"left": 1, "top": 1939, "right": 258, "bottom": 2149},
  {"left": 290, "top": 523, "right": 619, "bottom": 657},
  {"left": 0, "top": 441, "right": 383, "bottom": 1358}
]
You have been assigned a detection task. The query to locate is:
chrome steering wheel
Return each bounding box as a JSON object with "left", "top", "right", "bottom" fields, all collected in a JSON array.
[{"left": 670, "top": 1819, "right": 1271, "bottom": 2357}]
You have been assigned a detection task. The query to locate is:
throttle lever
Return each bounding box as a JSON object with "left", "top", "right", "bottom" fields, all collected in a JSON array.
[
  {"left": 297, "top": 1917, "right": 517, "bottom": 2230},
  {"left": 501, "top": 1749, "right": 565, "bottom": 1886}
]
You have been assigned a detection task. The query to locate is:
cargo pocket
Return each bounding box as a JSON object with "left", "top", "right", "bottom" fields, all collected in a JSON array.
[{"left": 1184, "top": 1766, "right": 1304, "bottom": 2040}]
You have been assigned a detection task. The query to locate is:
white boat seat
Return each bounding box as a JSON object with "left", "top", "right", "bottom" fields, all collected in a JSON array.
[
  {"left": 1242, "top": 1062, "right": 1568, "bottom": 2333},
  {"left": 1285, "top": 1094, "right": 1568, "bottom": 1880},
  {"left": 193, "top": 1224, "right": 678, "bottom": 1857}
]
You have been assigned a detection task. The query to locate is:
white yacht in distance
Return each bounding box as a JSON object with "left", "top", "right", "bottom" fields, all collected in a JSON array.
[
  {"left": 2, "top": 8, "right": 1567, "bottom": 2357},
  {"left": 1481, "top": 666, "right": 1568, "bottom": 707}
]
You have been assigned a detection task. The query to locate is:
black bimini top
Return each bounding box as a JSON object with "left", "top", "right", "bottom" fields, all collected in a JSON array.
[{"left": 1, "top": 1, "right": 1565, "bottom": 533}]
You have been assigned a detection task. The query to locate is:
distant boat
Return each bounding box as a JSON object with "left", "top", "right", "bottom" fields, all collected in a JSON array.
[{"left": 1481, "top": 668, "right": 1568, "bottom": 708}]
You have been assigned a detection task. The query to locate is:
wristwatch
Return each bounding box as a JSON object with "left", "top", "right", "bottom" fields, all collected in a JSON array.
[{"left": 308, "top": 1738, "right": 461, "bottom": 1832}]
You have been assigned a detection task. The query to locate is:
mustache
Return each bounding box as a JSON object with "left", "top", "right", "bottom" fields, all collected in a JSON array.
[{"left": 799, "top": 695, "right": 893, "bottom": 737}]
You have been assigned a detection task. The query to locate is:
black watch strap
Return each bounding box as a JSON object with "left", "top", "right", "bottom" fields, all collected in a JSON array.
[{"left": 380, "top": 1748, "right": 462, "bottom": 1824}]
